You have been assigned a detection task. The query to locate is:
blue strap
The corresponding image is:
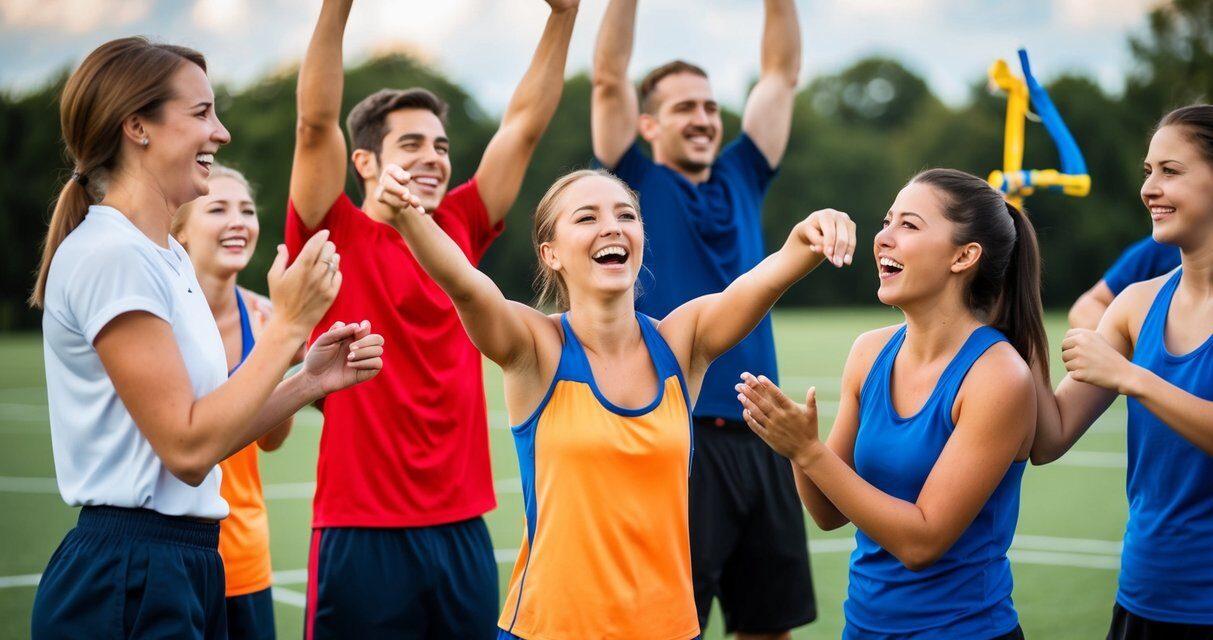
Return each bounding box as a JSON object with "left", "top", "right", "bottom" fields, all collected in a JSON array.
[{"left": 231, "top": 288, "right": 255, "bottom": 375}]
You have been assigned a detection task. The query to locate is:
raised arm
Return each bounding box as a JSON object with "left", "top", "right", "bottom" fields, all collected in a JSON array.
[
  {"left": 740, "top": 0, "right": 801, "bottom": 168},
  {"left": 475, "top": 0, "right": 579, "bottom": 225},
  {"left": 590, "top": 0, "right": 640, "bottom": 169},
  {"left": 290, "top": 0, "right": 353, "bottom": 229},
  {"left": 741, "top": 345, "right": 1035, "bottom": 571},
  {"left": 378, "top": 165, "right": 545, "bottom": 369},
  {"left": 662, "top": 209, "right": 854, "bottom": 386}
]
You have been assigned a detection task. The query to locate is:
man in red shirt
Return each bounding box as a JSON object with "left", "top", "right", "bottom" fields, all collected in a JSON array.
[{"left": 286, "top": 1, "right": 579, "bottom": 637}]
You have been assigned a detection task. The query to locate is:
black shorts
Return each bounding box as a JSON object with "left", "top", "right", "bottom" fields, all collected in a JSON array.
[
  {"left": 1107, "top": 603, "right": 1213, "bottom": 640},
  {"left": 689, "top": 418, "right": 817, "bottom": 634},
  {"left": 226, "top": 587, "right": 276, "bottom": 640}
]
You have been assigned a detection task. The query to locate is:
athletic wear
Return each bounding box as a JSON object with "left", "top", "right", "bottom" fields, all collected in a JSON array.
[
  {"left": 689, "top": 419, "right": 816, "bottom": 633},
  {"left": 1103, "top": 236, "right": 1180, "bottom": 295},
  {"left": 226, "top": 588, "right": 276, "bottom": 640},
  {"left": 602, "top": 135, "right": 777, "bottom": 421},
  {"left": 1118, "top": 269, "right": 1213, "bottom": 624},
  {"left": 219, "top": 290, "right": 274, "bottom": 608},
  {"left": 1107, "top": 603, "right": 1213, "bottom": 640},
  {"left": 846, "top": 325, "right": 1025, "bottom": 639},
  {"left": 498, "top": 313, "right": 699, "bottom": 640},
  {"left": 284, "top": 181, "right": 501, "bottom": 528},
  {"left": 32, "top": 506, "right": 225, "bottom": 640},
  {"left": 305, "top": 519, "right": 498, "bottom": 640},
  {"left": 42, "top": 205, "right": 228, "bottom": 519}
]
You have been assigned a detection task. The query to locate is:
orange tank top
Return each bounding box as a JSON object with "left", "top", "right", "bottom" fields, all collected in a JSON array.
[{"left": 498, "top": 313, "right": 699, "bottom": 639}]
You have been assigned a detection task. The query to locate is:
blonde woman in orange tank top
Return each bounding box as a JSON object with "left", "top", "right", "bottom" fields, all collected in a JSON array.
[
  {"left": 380, "top": 166, "right": 856, "bottom": 639},
  {"left": 175, "top": 165, "right": 303, "bottom": 640}
]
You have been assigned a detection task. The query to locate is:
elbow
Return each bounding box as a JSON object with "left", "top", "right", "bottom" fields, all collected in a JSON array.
[
  {"left": 809, "top": 510, "right": 849, "bottom": 532},
  {"left": 1030, "top": 447, "right": 1060, "bottom": 466},
  {"left": 164, "top": 458, "right": 211, "bottom": 488},
  {"left": 895, "top": 542, "right": 945, "bottom": 572}
]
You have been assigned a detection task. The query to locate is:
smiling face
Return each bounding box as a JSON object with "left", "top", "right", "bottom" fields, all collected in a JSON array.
[
  {"left": 1141, "top": 124, "right": 1213, "bottom": 249},
  {"left": 874, "top": 181, "right": 977, "bottom": 308},
  {"left": 175, "top": 174, "right": 258, "bottom": 278},
  {"left": 539, "top": 174, "right": 644, "bottom": 306},
  {"left": 138, "top": 62, "right": 230, "bottom": 209},
  {"left": 640, "top": 72, "right": 723, "bottom": 178},
  {"left": 359, "top": 108, "right": 452, "bottom": 218}
]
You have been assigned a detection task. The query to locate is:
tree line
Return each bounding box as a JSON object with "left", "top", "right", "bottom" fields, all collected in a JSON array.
[{"left": 0, "top": 0, "right": 1209, "bottom": 331}]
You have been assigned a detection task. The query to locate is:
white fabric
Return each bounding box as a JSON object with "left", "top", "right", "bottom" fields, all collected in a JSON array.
[{"left": 42, "top": 205, "right": 229, "bottom": 519}]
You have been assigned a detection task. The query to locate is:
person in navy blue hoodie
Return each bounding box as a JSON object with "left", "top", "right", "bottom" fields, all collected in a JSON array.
[
  {"left": 738, "top": 168, "right": 1046, "bottom": 639},
  {"left": 1033, "top": 104, "right": 1213, "bottom": 640}
]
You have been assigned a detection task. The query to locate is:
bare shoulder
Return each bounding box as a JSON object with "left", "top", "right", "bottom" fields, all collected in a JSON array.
[
  {"left": 1108, "top": 271, "right": 1173, "bottom": 341},
  {"left": 965, "top": 341, "right": 1033, "bottom": 395},
  {"left": 847, "top": 325, "right": 903, "bottom": 370}
]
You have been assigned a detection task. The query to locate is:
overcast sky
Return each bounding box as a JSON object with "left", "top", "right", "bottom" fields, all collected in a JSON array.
[{"left": 0, "top": 0, "right": 1158, "bottom": 113}]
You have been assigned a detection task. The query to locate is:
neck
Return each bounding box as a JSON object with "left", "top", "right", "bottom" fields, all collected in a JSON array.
[
  {"left": 653, "top": 150, "right": 711, "bottom": 185},
  {"left": 359, "top": 193, "right": 396, "bottom": 224},
  {"left": 897, "top": 288, "right": 982, "bottom": 363},
  {"left": 195, "top": 267, "right": 240, "bottom": 319},
  {"left": 99, "top": 169, "right": 179, "bottom": 248},
  {"left": 565, "top": 291, "right": 641, "bottom": 356},
  {"left": 1178, "top": 239, "right": 1213, "bottom": 300}
]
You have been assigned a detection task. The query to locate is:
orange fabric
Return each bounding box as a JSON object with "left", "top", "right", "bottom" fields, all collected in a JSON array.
[
  {"left": 218, "top": 443, "right": 272, "bottom": 597},
  {"left": 498, "top": 377, "right": 699, "bottom": 640}
]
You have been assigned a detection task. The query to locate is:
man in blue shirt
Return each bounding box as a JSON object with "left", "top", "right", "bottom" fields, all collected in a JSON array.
[
  {"left": 591, "top": 1, "right": 814, "bottom": 638},
  {"left": 1069, "top": 236, "right": 1181, "bottom": 329}
]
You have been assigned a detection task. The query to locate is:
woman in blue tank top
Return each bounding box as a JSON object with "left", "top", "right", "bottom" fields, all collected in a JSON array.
[
  {"left": 1032, "top": 104, "right": 1213, "bottom": 639},
  {"left": 738, "top": 168, "right": 1048, "bottom": 639}
]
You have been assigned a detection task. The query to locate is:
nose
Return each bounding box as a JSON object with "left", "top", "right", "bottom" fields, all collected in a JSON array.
[
  {"left": 1141, "top": 171, "right": 1162, "bottom": 201},
  {"left": 213, "top": 115, "right": 231, "bottom": 146},
  {"left": 600, "top": 215, "right": 623, "bottom": 237},
  {"left": 874, "top": 224, "right": 894, "bottom": 249},
  {"left": 691, "top": 106, "right": 711, "bottom": 127}
]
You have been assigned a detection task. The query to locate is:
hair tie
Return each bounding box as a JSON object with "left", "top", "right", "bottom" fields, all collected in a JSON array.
[{"left": 70, "top": 170, "right": 89, "bottom": 187}]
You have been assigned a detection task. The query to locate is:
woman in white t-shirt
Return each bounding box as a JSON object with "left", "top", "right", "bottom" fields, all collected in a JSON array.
[{"left": 29, "top": 37, "right": 384, "bottom": 640}]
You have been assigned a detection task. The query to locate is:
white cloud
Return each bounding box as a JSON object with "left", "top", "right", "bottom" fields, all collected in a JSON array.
[
  {"left": 0, "top": 0, "right": 152, "bottom": 35},
  {"left": 192, "top": 0, "right": 249, "bottom": 35},
  {"left": 1057, "top": 0, "right": 1156, "bottom": 29}
]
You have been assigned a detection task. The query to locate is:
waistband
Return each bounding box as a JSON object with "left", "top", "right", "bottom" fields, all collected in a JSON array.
[{"left": 78, "top": 506, "right": 220, "bottom": 549}]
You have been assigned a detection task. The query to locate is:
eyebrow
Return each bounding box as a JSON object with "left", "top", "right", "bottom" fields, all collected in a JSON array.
[
  {"left": 191, "top": 101, "right": 213, "bottom": 110},
  {"left": 395, "top": 133, "right": 450, "bottom": 146}
]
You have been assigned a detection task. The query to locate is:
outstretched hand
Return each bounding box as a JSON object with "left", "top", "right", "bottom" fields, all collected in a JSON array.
[
  {"left": 303, "top": 320, "right": 384, "bottom": 395},
  {"left": 376, "top": 164, "right": 427, "bottom": 227},
  {"left": 797, "top": 208, "right": 856, "bottom": 268},
  {"left": 1061, "top": 328, "right": 1135, "bottom": 393},
  {"left": 737, "top": 372, "right": 820, "bottom": 465},
  {"left": 266, "top": 230, "right": 341, "bottom": 337}
]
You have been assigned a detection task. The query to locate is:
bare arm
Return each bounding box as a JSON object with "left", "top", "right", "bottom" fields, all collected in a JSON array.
[
  {"left": 378, "top": 166, "right": 545, "bottom": 369},
  {"left": 741, "top": 345, "right": 1035, "bottom": 571},
  {"left": 476, "top": 1, "right": 579, "bottom": 225},
  {"left": 662, "top": 209, "right": 854, "bottom": 384},
  {"left": 1067, "top": 280, "right": 1114, "bottom": 330},
  {"left": 290, "top": 0, "right": 353, "bottom": 229},
  {"left": 741, "top": 0, "right": 801, "bottom": 168},
  {"left": 590, "top": 0, "right": 640, "bottom": 168}
]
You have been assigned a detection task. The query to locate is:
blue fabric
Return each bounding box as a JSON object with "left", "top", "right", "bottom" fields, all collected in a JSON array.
[
  {"left": 601, "top": 135, "right": 777, "bottom": 421},
  {"left": 31, "top": 506, "right": 225, "bottom": 639},
  {"left": 1102, "top": 236, "right": 1181, "bottom": 295},
  {"left": 1118, "top": 269, "right": 1213, "bottom": 624},
  {"left": 234, "top": 288, "right": 255, "bottom": 368},
  {"left": 225, "top": 588, "right": 275, "bottom": 640},
  {"left": 844, "top": 326, "right": 1024, "bottom": 639},
  {"left": 309, "top": 519, "right": 498, "bottom": 639}
]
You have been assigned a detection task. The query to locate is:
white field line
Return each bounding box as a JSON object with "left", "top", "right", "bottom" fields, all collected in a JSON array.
[
  {"left": 1053, "top": 451, "right": 1126, "bottom": 468},
  {"left": 0, "top": 533, "right": 1124, "bottom": 597}
]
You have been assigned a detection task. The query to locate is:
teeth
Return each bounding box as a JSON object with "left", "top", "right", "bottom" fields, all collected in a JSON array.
[
  {"left": 689, "top": 136, "right": 710, "bottom": 144},
  {"left": 1150, "top": 206, "right": 1175, "bottom": 214},
  {"left": 593, "top": 246, "right": 627, "bottom": 259},
  {"left": 196, "top": 153, "right": 214, "bottom": 165},
  {"left": 219, "top": 239, "right": 246, "bottom": 248},
  {"left": 414, "top": 177, "right": 440, "bottom": 187},
  {"left": 879, "top": 257, "right": 904, "bottom": 270}
]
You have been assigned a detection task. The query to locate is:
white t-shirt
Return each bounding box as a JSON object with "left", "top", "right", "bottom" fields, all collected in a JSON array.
[{"left": 42, "top": 205, "right": 229, "bottom": 519}]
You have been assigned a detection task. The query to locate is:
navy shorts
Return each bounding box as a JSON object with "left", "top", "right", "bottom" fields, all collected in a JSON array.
[
  {"left": 31, "top": 506, "right": 225, "bottom": 640},
  {"left": 1107, "top": 603, "right": 1213, "bottom": 640},
  {"left": 690, "top": 419, "right": 817, "bottom": 634},
  {"left": 306, "top": 517, "right": 498, "bottom": 639},
  {"left": 227, "top": 587, "right": 276, "bottom": 640}
]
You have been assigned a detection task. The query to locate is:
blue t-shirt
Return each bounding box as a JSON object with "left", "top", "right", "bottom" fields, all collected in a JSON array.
[
  {"left": 1118, "top": 268, "right": 1213, "bottom": 624},
  {"left": 601, "top": 135, "right": 777, "bottom": 421},
  {"left": 1103, "top": 236, "right": 1181, "bottom": 295},
  {"left": 846, "top": 325, "right": 1024, "bottom": 639}
]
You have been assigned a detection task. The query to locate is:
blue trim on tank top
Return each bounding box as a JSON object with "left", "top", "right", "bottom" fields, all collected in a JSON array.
[
  {"left": 229, "top": 287, "right": 255, "bottom": 376},
  {"left": 1149, "top": 269, "right": 1213, "bottom": 363}
]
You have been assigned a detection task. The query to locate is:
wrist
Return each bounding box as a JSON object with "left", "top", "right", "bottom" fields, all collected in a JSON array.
[
  {"left": 262, "top": 317, "right": 310, "bottom": 353},
  {"left": 1120, "top": 364, "right": 1152, "bottom": 398},
  {"left": 793, "top": 438, "right": 828, "bottom": 471}
]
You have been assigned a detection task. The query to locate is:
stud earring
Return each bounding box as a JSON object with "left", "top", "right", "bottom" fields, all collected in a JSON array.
[{"left": 140, "top": 137, "right": 149, "bottom": 147}]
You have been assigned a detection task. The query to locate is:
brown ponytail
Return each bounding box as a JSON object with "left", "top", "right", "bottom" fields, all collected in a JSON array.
[{"left": 30, "top": 37, "right": 206, "bottom": 308}]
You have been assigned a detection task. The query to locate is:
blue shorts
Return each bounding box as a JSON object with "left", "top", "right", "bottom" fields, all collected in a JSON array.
[
  {"left": 227, "top": 587, "right": 275, "bottom": 640},
  {"left": 306, "top": 517, "right": 498, "bottom": 639},
  {"left": 31, "top": 506, "right": 225, "bottom": 640}
]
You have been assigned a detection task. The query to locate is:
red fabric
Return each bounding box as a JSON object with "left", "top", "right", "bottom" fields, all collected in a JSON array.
[
  {"left": 306, "top": 529, "right": 322, "bottom": 640},
  {"left": 285, "top": 180, "right": 502, "bottom": 527}
]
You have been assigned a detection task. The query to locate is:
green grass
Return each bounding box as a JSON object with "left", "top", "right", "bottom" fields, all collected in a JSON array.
[{"left": 0, "top": 309, "right": 1129, "bottom": 639}]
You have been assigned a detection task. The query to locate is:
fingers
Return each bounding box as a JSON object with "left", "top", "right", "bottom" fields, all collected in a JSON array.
[
  {"left": 268, "top": 244, "right": 288, "bottom": 282},
  {"left": 312, "top": 321, "right": 358, "bottom": 347},
  {"left": 294, "top": 229, "right": 331, "bottom": 268},
  {"left": 376, "top": 165, "right": 425, "bottom": 214},
  {"left": 816, "top": 212, "right": 837, "bottom": 264},
  {"left": 835, "top": 215, "right": 855, "bottom": 266},
  {"left": 737, "top": 372, "right": 779, "bottom": 423}
]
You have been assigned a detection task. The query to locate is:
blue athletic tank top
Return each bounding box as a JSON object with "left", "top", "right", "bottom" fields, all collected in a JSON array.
[
  {"left": 845, "top": 325, "right": 1025, "bottom": 639},
  {"left": 230, "top": 288, "right": 255, "bottom": 374},
  {"left": 1118, "top": 269, "right": 1213, "bottom": 624}
]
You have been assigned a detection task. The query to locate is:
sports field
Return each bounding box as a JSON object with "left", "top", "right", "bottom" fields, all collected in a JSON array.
[{"left": 0, "top": 308, "right": 1129, "bottom": 639}]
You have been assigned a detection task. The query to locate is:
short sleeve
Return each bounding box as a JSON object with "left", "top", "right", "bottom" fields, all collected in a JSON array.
[
  {"left": 66, "top": 246, "right": 174, "bottom": 344},
  {"left": 436, "top": 178, "right": 502, "bottom": 264},
  {"left": 285, "top": 192, "right": 366, "bottom": 259},
  {"left": 597, "top": 143, "right": 654, "bottom": 188},
  {"left": 716, "top": 133, "right": 777, "bottom": 194}
]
